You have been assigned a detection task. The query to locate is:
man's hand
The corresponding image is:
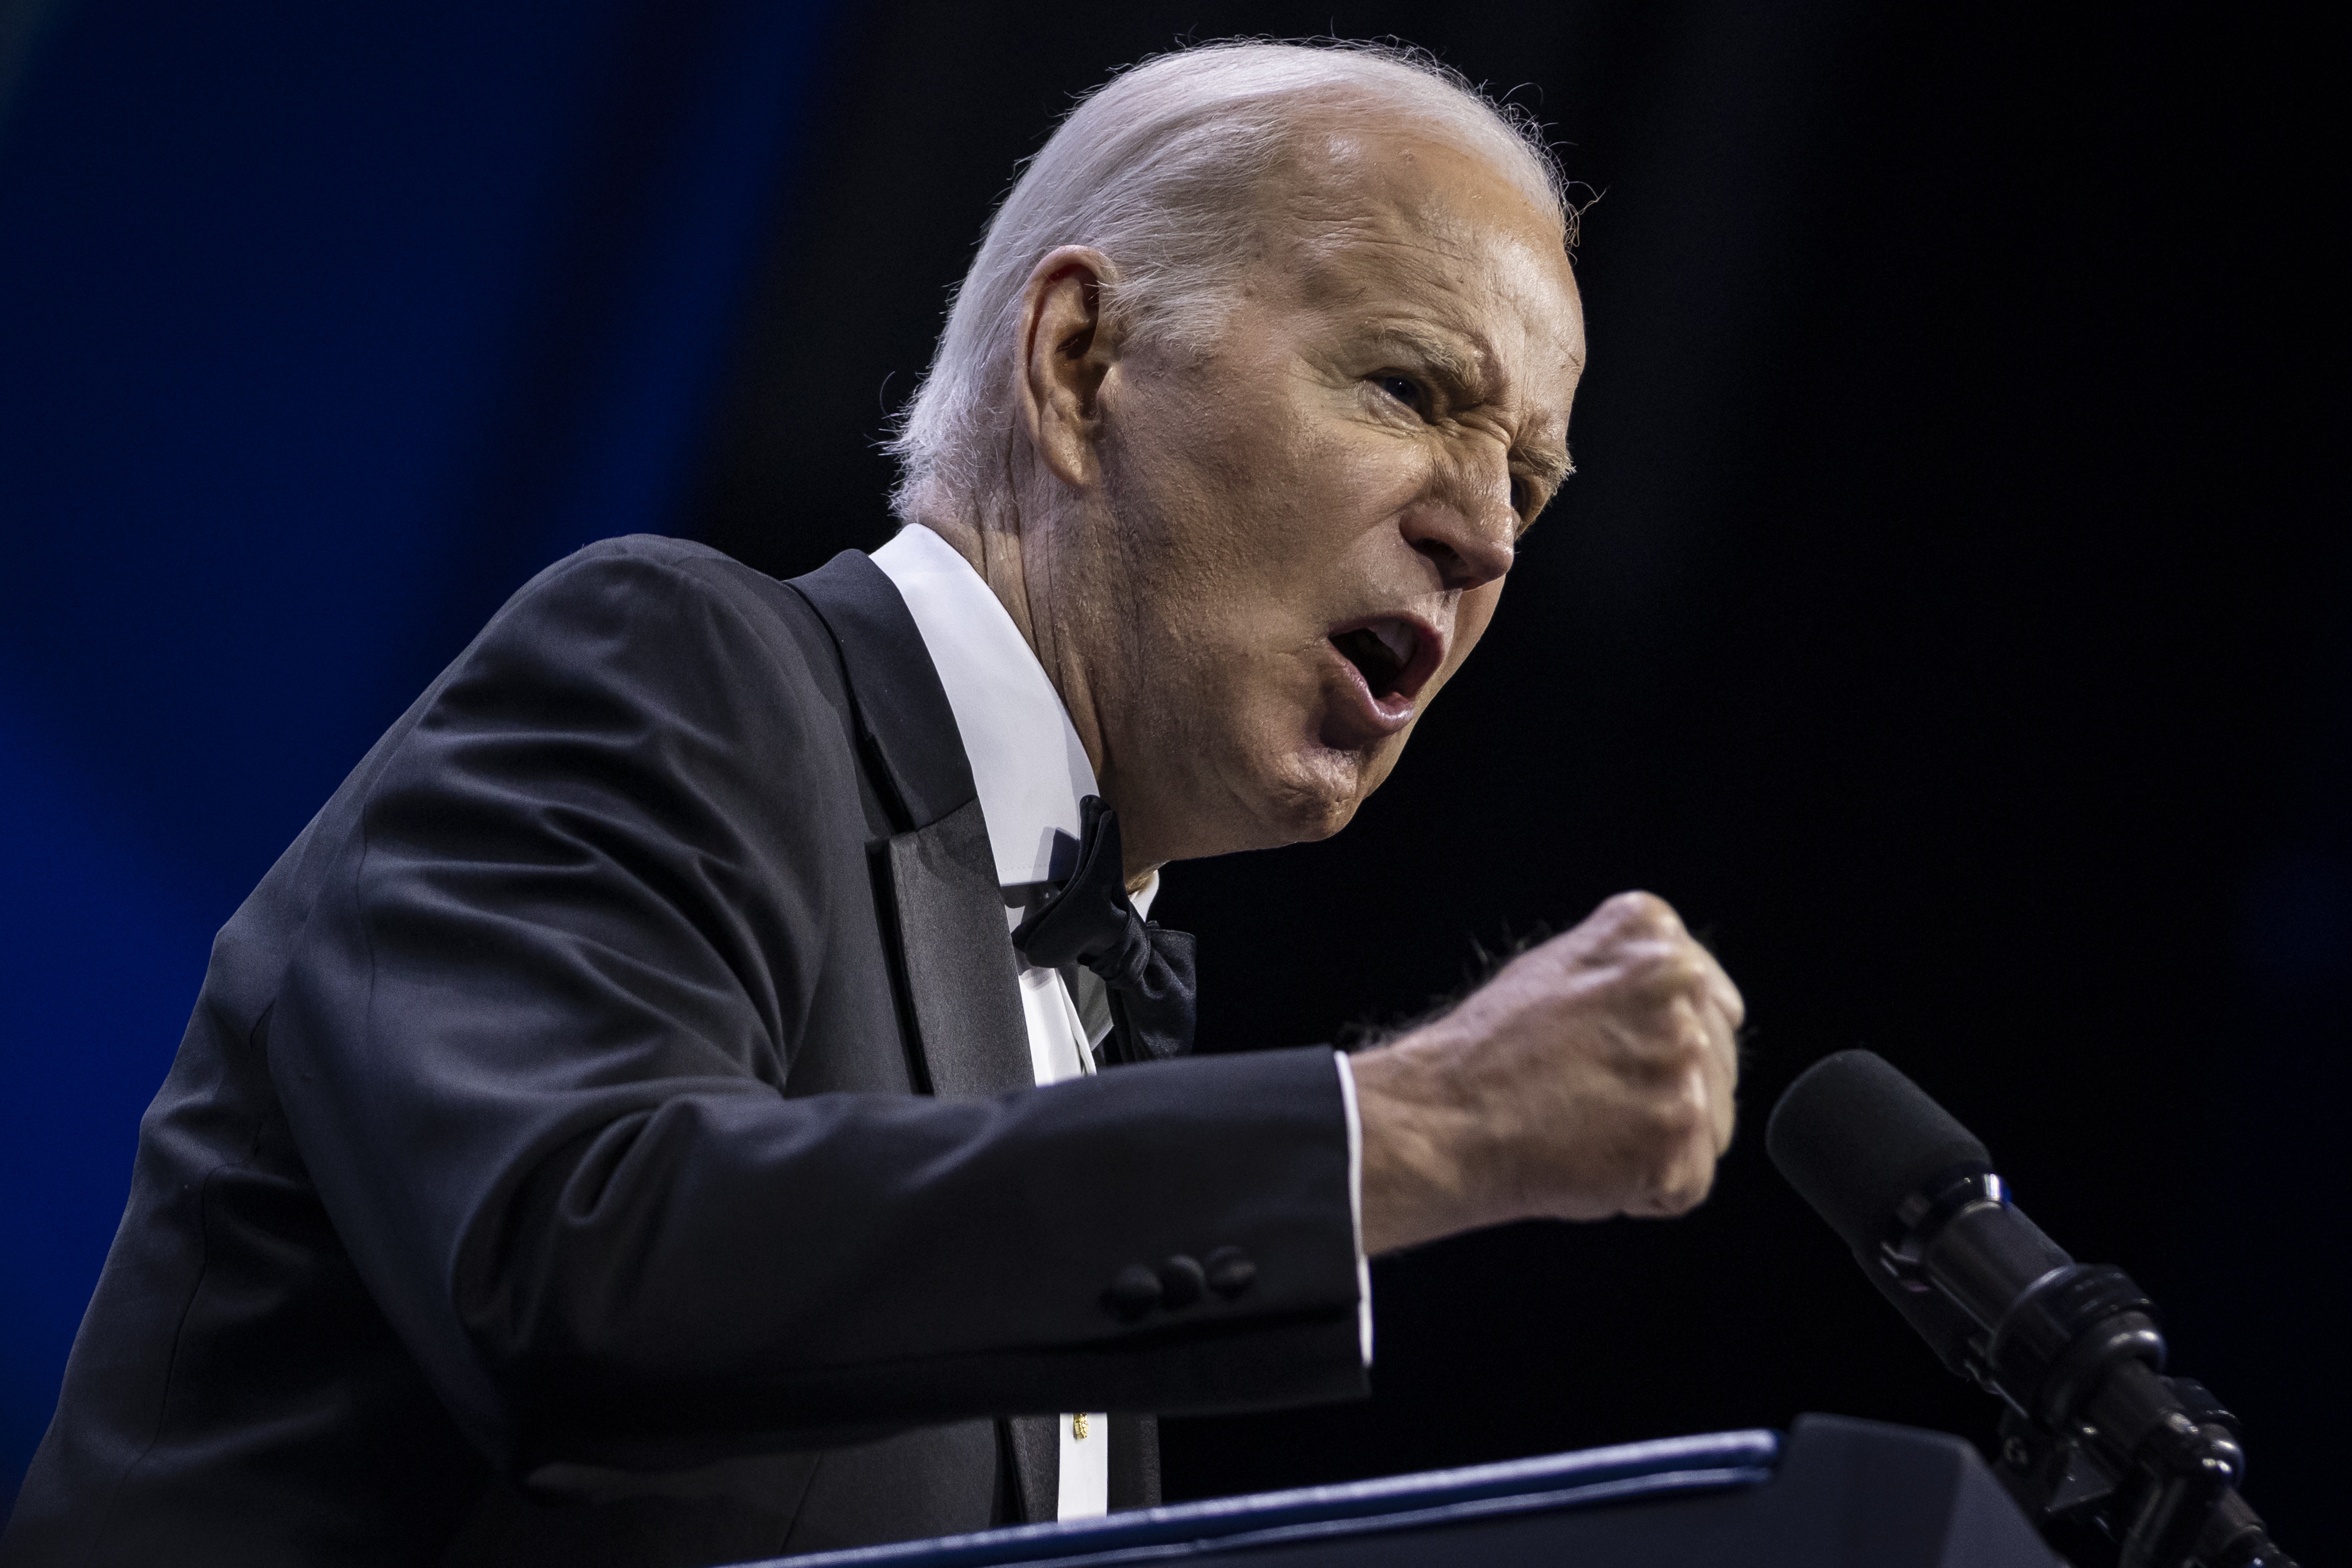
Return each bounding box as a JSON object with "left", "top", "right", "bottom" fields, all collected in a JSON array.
[{"left": 1348, "top": 891, "right": 1744, "bottom": 1254}]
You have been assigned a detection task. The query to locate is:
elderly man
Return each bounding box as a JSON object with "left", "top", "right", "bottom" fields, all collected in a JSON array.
[{"left": 3, "top": 40, "right": 1740, "bottom": 1568}]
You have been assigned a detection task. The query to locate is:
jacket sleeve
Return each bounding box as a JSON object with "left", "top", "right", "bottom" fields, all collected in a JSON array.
[{"left": 267, "top": 541, "right": 1367, "bottom": 1472}]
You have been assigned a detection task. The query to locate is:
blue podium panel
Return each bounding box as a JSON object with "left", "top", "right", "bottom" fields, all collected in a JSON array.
[{"left": 740, "top": 1415, "right": 2056, "bottom": 1568}]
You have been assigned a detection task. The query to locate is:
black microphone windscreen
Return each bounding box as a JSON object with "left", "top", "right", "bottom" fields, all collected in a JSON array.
[{"left": 1766, "top": 1050, "right": 1991, "bottom": 1254}]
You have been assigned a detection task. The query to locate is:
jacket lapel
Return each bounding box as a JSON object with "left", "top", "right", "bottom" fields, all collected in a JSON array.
[
  {"left": 785, "top": 549, "right": 1032, "bottom": 1100},
  {"left": 786, "top": 550, "right": 1056, "bottom": 1516},
  {"left": 874, "top": 800, "right": 1032, "bottom": 1099},
  {"left": 785, "top": 549, "right": 977, "bottom": 828}
]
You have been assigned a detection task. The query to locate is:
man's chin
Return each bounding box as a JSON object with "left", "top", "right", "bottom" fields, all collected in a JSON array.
[{"left": 1247, "top": 743, "right": 1385, "bottom": 847}]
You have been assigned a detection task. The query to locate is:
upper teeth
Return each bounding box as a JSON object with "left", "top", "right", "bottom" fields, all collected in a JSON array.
[{"left": 1369, "top": 620, "right": 1415, "bottom": 665}]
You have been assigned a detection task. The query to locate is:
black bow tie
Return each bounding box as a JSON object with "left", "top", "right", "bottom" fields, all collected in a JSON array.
[{"left": 1010, "top": 795, "right": 1197, "bottom": 1067}]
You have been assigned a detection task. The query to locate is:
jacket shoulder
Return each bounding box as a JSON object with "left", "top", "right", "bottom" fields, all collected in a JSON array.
[{"left": 500, "top": 534, "right": 819, "bottom": 637}]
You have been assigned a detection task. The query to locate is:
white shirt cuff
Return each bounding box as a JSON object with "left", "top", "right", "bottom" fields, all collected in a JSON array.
[{"left": 1333, "top": 1050, "right": 1374, "bottom": 1367}]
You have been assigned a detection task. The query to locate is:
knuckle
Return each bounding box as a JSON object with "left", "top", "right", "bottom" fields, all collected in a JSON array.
[
  {"left": 1642, "top": 1145, "right": 1716, "bottom": 1215},
  {"left": 1654, "top": 949, "right": 1712, "bottom": 997},
  {"left": 1640, "top": 1086, "right": 1706, "bottom": 1147},
  {"left": 1599, "top": 889, "right": 1679, "bottom": 938},
  {"left": 1629, "top": 1001, "right": 1712, "bottom": 1069},
  {"left": 1717, "top": 970, "right": 1748, "bottom": 1025},
  {"left": 1613, "top": 942, "right": 1710, "bottom": 1009},
  {"left": 1702, "top": 971, "right": 1747, "bottom": 1033},
  {"left": 1674, "top": 1028, "right": 1717, "bottom": 1079},
  {"left": 1656, "top": 1166, "right": 1714, "bottom": 1215}
]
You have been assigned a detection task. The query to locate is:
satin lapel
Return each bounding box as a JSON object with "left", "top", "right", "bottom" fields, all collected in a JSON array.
[
  {"left": 1109, "top": 1414, "right": 1161, "bottom": 1511},
  {"left": 785, "top": 550, "right": 1030, "bottom": 1097},
  {"left": 876, "top": 799, "right": 1033, "bottom": 1099},
  {"left": 789, "top": 550, "right": 1054, "bottom": 1514},
  {"left": 1008, "top": 1416, "right": 1059, "bottom": 1526},
  {"left": 784, "top": 550, "right": 976, "bottom": 831},
  {"left": 880, "top": 798, "right": 1047, "bottom": 1523}
]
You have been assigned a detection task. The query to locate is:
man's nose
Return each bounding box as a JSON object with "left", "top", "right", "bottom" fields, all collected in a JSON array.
[{"left": 1400, "top": 452, "right": 1517, "bottom": 593}]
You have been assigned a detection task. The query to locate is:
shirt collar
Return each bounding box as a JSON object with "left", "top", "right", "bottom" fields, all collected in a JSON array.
[{"left": 869, "top": 525, "right": 1103, "bottom": 893}]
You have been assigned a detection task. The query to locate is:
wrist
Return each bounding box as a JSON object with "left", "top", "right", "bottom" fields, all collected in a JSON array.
[{"left": 1348, "top": 1031, "right": 1510, "bottom": 1253}]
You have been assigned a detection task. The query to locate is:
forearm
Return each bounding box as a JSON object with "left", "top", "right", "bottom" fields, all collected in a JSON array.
[{"left": 285, "top": 1019, "right": 1366, "bottom": 1452}]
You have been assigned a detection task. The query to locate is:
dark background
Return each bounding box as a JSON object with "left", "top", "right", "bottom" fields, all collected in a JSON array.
[{"left": 3, "top": 0, "right": 2342, "bottom": 1551}]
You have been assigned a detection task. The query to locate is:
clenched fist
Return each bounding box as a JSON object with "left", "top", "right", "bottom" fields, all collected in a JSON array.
[{"left": 1348, "top": 891, "right": 1744, "bottom": 1254}]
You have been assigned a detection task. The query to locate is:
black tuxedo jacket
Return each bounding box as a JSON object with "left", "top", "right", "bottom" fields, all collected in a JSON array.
[{"left": 2, "top": 537, "right": 1366, "bottom": 1567}]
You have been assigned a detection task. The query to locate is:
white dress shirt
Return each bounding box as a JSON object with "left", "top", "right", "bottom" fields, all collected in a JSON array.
[{"left": 870, "top": 525, "right": 1371, "bottom": 1520}]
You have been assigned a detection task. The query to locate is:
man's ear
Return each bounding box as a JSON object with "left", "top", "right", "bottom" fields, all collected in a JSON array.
[{"left": 1016, "top": 246, "right": 1119, "bottom": 490}]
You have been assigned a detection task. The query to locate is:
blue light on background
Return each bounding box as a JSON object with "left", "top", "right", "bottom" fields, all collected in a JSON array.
[{"left": 0, "top": 0, "right": 829, "bottom": 1499}]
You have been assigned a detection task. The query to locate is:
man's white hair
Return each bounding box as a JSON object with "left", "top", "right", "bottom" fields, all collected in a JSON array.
[{"left": 886, "top": 39, "right": 1571, "bottom": 524}]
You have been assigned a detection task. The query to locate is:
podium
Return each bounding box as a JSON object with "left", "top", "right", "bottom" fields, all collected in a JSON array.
[{"left": 741, "top": 1414, "right": 2059, "bottom": 1567}]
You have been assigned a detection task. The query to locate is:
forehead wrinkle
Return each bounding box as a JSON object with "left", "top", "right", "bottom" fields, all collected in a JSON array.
[
  {"left": 1269, "top": 157, "right": 1490, "bottom": 285},
  {"left": 1281, "top": 219, "right": 1470, "bottom": 307}
]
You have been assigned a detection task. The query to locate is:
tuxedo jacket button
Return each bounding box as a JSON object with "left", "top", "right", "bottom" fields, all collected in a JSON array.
[
  {"left": 1204, "top": 1246, "right": 1256, "bottom": 1297},
  {"left": 1105, "top": 1263, "right": 1162, "bottom": 1319},
  {"left": 1158, "top": 1254, "right": 1205, "bottom": 1308}
]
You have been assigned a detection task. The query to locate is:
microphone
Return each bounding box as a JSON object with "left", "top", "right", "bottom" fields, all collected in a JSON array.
[{"left": 1767, "top": 1050, "right": 2296, "bottom": 1568}]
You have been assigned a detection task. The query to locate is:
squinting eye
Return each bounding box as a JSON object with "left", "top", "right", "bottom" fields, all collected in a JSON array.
[{"left": 1375, "top": 375, "right": 1424, "bottom": 413}]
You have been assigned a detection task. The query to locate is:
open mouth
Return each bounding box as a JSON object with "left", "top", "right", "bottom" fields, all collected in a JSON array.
[{"left": 1329, "top": 617, "right": 1435, "bottom": 706}]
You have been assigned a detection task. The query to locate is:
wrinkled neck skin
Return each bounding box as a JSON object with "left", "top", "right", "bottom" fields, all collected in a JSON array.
[{"left": 904, "top": 467, "right": 1162, "bottom": 892}]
